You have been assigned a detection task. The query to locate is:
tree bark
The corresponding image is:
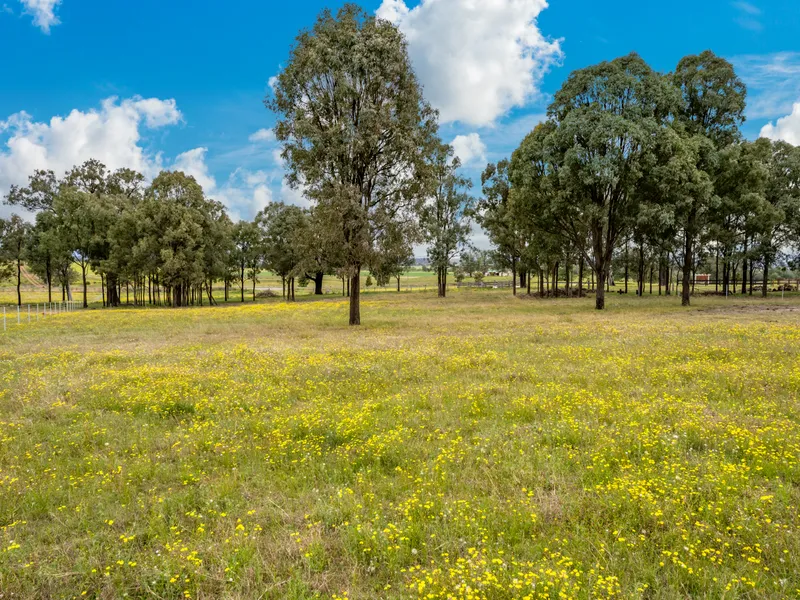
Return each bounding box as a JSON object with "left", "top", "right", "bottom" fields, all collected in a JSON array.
[
  {"left": 578, "top": 258, "right": 584, "bottom": 297},
  {"left": 46, "top": 259, "right": 52, "bottom": 303},
  {"left": 314, "top": 271, "right": 324, "bottom": 295},
  {"left": 742, "top": 239, "right": 748, "bottom": 295},
  {"left": 512, "top": 258, "right": 517, "bottom": 297},
  {"left": 762, "top": 257, "right": 769, "bottom": 298},
  {"left": 624, "top": 240, "right": 629, "bottom": 294},
  {"left": 681, "top": 225, "right": 693, "bottom": 307},
  {"left": 595, "top": 266, "right": 605, "bottom": 310},
  {"left": 16, "top": 258, "right": 21, "bottom": 306},
  {"left": 349, "top": 269, "right": 361, "bottom": 326},
  {"left": 82, "top": 265, "right": 88, "bottom": 308}
]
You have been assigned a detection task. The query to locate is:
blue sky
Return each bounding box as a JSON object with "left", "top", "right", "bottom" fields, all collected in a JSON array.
[{"left": 3, "top": 0, "right": 800, "bottom": 232}]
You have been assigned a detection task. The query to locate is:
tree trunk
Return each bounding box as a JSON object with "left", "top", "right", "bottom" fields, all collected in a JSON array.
[
  {"left": 553, "top": 262, "right": 559, "bottom": 296},
  {"left": 349, "top": 270, "right": 361, "bottom": 326},
  {"left": 762, "top": 257, "right": 769, "bottom": 298},
  {"left": 46, "top": 259, "right": 52, "bottom": 303},
  {"left": 595, "top": 266, "right": 605, "bottom": 310},
  {"left": 742, "top": 239, "right": 748, "bottom": 295},
  {"left": 241, "top": 263, "right": 245, "bottom": 302},
  {"left": 314, "top": 271, "right": 324, "bottom": 295},
  {"left": 82, "top": 265, "right": 88, "bottom": 308},
  {"left": 624, "top": 240, "right": 629, "bottom": 294},
  {"left": 681, "top": 226, "right": 693, "bottom": 307},
  {"left": 396, "top": 275, "right": 401, "bottom": 293},
  {"left": 578, "top": 258, "right": 584, "bottom": 297},
  {"left": 512, "top": 259, "right": 517, "bottom": 296},
  {"left": 16, "top": 258, "right": 21, "bottom": 306}
]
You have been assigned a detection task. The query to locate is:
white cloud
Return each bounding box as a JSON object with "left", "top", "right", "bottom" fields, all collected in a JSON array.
[
  {"left": 377, "top": 0, "right": 562, "bottom": 126},
  {"left": 248, "top": 128, "right": 274, "bottom": 143},
  {"left": 760, "top": 102, "right": 800, "bottom": 145},
  {"left": 0, "top": 96, "right": 181, "bottom": 211},
  {"left": 451, "top": 133, "right": 487, "bottom": 167},
  {"left": 1, "top": 96, "right": 302, "bottom": 221},
  {"left": 732, "top": 1, "right": 763, "bottom": 31},
  {"left": 173, "top": 147, "right": 274, "bottom": 220},
  {"left": 19, "top": 0, "right": 61, "bottom": 33},
  {"left": 734, "top": 52, "right": 800, "bottom": 120}
]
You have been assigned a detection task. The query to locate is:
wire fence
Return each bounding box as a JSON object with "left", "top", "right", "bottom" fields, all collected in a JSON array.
[{"left": 2, "top": 301, "right": 81, "bottom": 333}]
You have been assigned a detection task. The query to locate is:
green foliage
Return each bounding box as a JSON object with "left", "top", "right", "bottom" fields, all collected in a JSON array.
[{"left": 269, "top": 3, "right": 439, "bottom": 323}]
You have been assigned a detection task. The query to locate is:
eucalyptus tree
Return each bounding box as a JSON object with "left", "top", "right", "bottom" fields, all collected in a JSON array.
[
  {"left": 369, "top": 220, "right": 415, "bottom": 292},
  {"left": 422, "top": 144, "right": 474, "bottom": 297},
  {"left": 232, "top": 221, "right": 263, "bottom": 302},
  {"left": 672, "top": 51, "right": 747, "bottom": 305},
  {"left": 712, "top": 141, "right": 770, "bottom": 294},
  {"left": 0, "top": 215, "right": 32, "bottom": 305},
  {"left": 750, "top": 139, "right": 800, "bottom": 295},
  {"left": 543, "top": 53, "right": 676, "bottom": 309},
  {"left": 475, "top": 160, "right": 526, "bottom": 295},
  {"left": 50, "top": 188, "right": 98, "bottom": 307},
  {"left": 269, "top": 3, "right": 438, "bottom": 324},
  {"left": 258, "top": 202, "right": 309, "bottom": 301},
  {"left": 139, "top": 171, "right": 209, "bottom": 307},
  {"left": 5, "top": 169, "right": 61, "bottom": 300}
]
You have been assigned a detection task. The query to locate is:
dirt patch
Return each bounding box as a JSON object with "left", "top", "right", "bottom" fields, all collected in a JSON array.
[{"left": 697, "top": 304, "right": 800, "bottom": 315}]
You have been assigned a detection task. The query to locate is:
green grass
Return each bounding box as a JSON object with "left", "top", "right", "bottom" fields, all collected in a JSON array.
[{"left": 2, "top": 291, "right": 800, "bottom": 599}]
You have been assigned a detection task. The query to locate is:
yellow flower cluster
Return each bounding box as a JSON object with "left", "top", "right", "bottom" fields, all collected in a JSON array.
[{"left": 1, "top": 294, "right": 800, "bottom": 599}]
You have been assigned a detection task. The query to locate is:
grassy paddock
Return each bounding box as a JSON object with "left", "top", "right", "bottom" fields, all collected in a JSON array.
[{"left": 1, "top": 292, "right": 800, "bottom": 599}]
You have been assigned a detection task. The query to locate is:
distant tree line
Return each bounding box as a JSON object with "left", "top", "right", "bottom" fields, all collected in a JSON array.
[
  {"left": 4, "top": 4, "right": 800, "bottom": 323},
  {"left": 482, "top": 51, "right": 800, "bottom": 309}
]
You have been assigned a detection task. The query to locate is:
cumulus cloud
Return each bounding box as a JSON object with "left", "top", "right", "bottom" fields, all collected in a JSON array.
[
  {"left": 451, "top": 133, "right": 487, "bottom": 167},
  {"left": 173, "top": 148, "right": 274, "bottom": 220},
  {"left": 377, "top": 0, "right": 562, "bottom": 126},
  {"left": 248, "top": 128, "right": 274, "bottom": 143},
  {"left": 19, "top": 0, "right": 61, "bottom": 33},
  {"left": 734, "top": 52, "right": 800, "bottom": 119},
  {"left": 760, "top": 102, "right": 800, "bottom": 145},
  {"left": 1, "top": 96, "right": 303, "bottom": 221},
  {"left": 0, "top": 96, "right": 182, "bottom": 209}
]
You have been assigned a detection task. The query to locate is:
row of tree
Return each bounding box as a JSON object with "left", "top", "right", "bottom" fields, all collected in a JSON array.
[
  {"left": 477, "top": 52, "right": 800, "bottom": 309},
  {"left": 0, "top": 159, "right": 438, "bottom": 309},
  {"left": 4, "top": 4, "right": 800, "bottom": 324}
]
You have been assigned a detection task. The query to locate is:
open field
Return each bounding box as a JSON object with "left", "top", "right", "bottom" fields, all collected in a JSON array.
[
  {"left": 0, "top": 269, "right": 518, "bottom": 308},
  {"left": 2, "top": 292, "right": 800, "bottom": 599}
]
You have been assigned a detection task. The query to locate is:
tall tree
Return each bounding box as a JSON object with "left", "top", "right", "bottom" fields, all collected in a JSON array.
[
  {"left": 232, "top": 221, "right": 262, "bottom": 302},
  {"left": 672, "top": 50, "right": 746, "bottom": 305},
  {"left": 258, "top": 203, "right": 309, "bottom": 301},
  {"left": 422, "top": 144, "right": 474, "bottom": 298},
  {"left": 545, "top": 53, "right": 676, "bottom": 309},
  {"left": 476, "top": 160, "right": 526, "bottom": 295},
  {"left": 269, "top": 4, "right": 438, "bottom": 324},
  {"left": 0, "top": 215, "right": 32, "bottom": 306}
]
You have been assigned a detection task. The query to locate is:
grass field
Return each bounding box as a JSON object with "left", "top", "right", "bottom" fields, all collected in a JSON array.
[{"left": 2, "top": 291, "right": 800, "bottom": 599}]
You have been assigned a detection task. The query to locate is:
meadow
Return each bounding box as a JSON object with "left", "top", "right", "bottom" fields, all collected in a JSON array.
[{"left": 1, "top": 290, "right": 800, "bottom": 599}]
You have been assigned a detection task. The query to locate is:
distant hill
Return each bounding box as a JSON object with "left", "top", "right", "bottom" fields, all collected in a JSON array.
[{"left": 414, "top": 257, "right": 430, "bottom": 266}]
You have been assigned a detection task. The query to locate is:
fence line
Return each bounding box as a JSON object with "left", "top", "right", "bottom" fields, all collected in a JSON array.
[{"left": 2, "top": 301, "right": 80, "bottom": 333}]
